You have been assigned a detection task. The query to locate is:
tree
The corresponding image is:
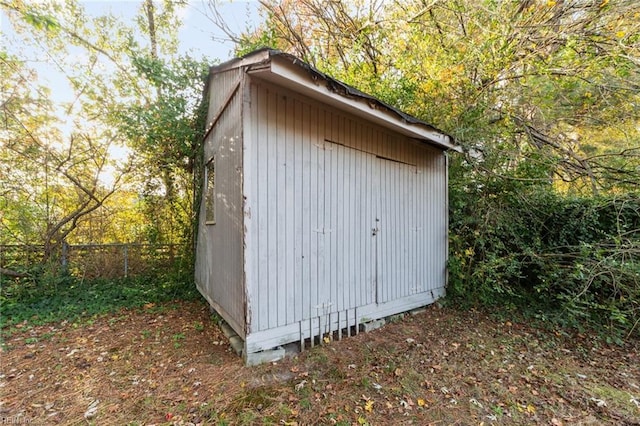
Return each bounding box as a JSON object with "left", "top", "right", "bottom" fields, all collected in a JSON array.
[
  {"left": 230, "top": 0, "right": 639, "bottom": 193},
  {"left": 1, "top": 0, "right": 210, "bottom": 253},
  {"left": 227, "top": 0, "right": 640, "bottom": 338},
  {"left": 1, "top": 51, "right": 127, "bottom": 262}
]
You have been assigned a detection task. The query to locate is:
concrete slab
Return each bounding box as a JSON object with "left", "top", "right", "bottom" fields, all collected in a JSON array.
[
  {"left": 362, "top": 318, "right": 386, "bottom": 332},
  {"left": 245, "top": 346, "right": 286, "bottom": 366}
]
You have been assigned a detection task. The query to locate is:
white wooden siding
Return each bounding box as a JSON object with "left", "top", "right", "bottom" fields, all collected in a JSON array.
[
  {"left": 195, "top": 68, "right": 246, "bottom": 336},
  {"left": 243, "top": 77, "right": 448, "bottom": 339}
]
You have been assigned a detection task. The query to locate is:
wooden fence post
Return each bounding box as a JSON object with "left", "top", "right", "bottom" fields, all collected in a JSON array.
[
  {"left": 124, "top": 244, "right": 129, "bottom": 278},
  {"left": 61, "top": 241, "right": 68, "bottom": 271}
]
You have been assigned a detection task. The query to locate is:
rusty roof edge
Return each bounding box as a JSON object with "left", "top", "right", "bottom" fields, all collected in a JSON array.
[
  {"left": 266, "top": 50, "right": 457, "bottom": 150},
  {"left": 210, "top": 48, "right": 459, "bottom": 151}
]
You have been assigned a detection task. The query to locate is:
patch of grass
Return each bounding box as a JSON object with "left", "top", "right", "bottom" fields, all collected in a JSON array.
[
  {"left": 306, "top": 347, "right": 329, "bottom": 364},
  {"left": 172, "top": 332, "right": 186, "bottom": 348},
  {"left": 225, "top": 386, "right": 281, "bottom": 419},
  {"left": 586, "top": 383, "right": 640, "bottom": 419},
  {"left": 299, "top": 398, "right": 312, "bottom": 410},
  {"left": 399, "top": 370, "right": 424, "bottom": 395},
  {"left": 0, "top": 270, "right": 200, "bottom": 335}
]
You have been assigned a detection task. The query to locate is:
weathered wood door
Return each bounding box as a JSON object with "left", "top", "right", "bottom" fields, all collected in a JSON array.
[
  {"left": 375, "top": 158, "right": 419, "bottom": 304},
  {"left": 311, "top": 140, "right": 378, "bottom": 316},
  {"left": 313, "top": 141, "right": 426, "bottom": 310}
]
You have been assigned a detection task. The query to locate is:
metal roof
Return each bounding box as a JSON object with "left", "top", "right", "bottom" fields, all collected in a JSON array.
[{"left": 209, "top": 48, "right": 459, "bottom": 151}]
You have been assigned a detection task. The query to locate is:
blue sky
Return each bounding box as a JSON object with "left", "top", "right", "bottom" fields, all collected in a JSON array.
[
  {"left": 77, "top": 0, "right": 261, "bottom": 60},
  {"left": 1, "top": 0, "right": 261, "bottom": 99}
]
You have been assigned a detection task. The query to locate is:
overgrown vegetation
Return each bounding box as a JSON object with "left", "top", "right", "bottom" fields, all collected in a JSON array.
[
  {"left": 448, "top": 173, "right": 640, "bottom": 341},
  {"left": 0, "top": 267, "right": 198, "bottom": 335},
  {"left": 230, "top": 0, "right": 640, "bottom": 342}
]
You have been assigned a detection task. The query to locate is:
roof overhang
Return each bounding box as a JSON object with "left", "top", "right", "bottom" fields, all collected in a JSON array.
[{"left": 210, "top": 49, "right": 460, "bottom": 152}]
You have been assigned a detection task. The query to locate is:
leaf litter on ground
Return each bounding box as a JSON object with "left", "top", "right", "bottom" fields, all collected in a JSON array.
[{"left": 1, "top": 299, "right": 639, "bottom": 424}]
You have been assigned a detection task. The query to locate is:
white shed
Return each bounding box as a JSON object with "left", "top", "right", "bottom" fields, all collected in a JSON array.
[{"left": 195, "top": 48, "right": 458, "bottom": 364}]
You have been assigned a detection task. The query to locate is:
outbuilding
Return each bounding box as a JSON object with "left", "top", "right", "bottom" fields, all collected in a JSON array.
[{"left": 195, "top": 48, "right": 458, "bottom": 365}]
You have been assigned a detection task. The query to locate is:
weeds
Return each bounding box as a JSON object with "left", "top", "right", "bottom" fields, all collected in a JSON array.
[{"left": 0, "top": 268, "right": 199, "bottom": 335}]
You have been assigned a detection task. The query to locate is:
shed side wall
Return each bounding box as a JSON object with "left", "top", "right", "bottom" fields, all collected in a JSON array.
[
  {"left": 195, "top": 68, "right": 246, "bottom": 336},
  {"left": 243, "top": 77, "right": 447, "bottom": 337}
]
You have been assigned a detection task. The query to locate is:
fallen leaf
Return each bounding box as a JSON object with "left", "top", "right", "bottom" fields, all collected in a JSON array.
[
  {"left": 364, "top": 400, "right": 374, "bottom": 412},
  {"left": 417, "top": 398, "right": 426, "bottom": 407}
]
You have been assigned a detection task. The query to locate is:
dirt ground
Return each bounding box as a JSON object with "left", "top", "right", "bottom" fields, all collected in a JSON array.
[{"left": 1, "top": 299, "right": 639, "bottom": 425}]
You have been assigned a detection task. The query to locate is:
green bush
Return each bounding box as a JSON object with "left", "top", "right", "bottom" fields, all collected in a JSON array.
[
  {"left": 0, "top": 264, "right": 199, "bottom": 334},
  {"left": 448, "top": 170, "right": 640, "bottom": 341}
]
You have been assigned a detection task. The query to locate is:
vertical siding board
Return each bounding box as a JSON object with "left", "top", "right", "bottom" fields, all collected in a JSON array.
[
  {"left": 348, "top": 124, "right": 357, "bottom": 309},
  {"left": 342, "top": 116, "right": 351, "bottom": 308},
  {"left": 361, "top": 122, "right": 368, "bottom": 306},
  {"left": 416, "top": 148, "right": 424, "bottom": 294},
  {"left": 357, "top": 121, "right": 364, "bottom": 306},
  {"left": 407, "top": 161, "right": 414, "bottom": 296},
  {"left": 266, "top": 88, "right": 278, "bottom": 329},
  {"left": 301, "top": 101, "right": 311, "bottom": 321},
  {"left": 325, "top": 111, "right": 334, "bottom": 311},
  {"left": 244, "top": 80, "right": 257, "bottom": 332},
  {"left": 400, "top": 161, "right": 406, "bottom": 298},
  {"left": 433, "top": 152, "right": 440, "bottom": 291},
  {"left": 359, "top": 120, "right": 368, "bottom": 306},
  {"left": 255, "top": 85, "right": 269, "bottom": 331},
  {"left": 440, "top": 153, "right": 447, "bottom": 288},
  {"left": 365, "top": 124, "right": 374, "bottom": 305},
  {"left": 276, "top": 93, "right": 287, "bottom": 326},
  {"left": 432, "top": 151, "right": 440, "bottom": 291},
  {"left": 388, "top": 141, "right": 396, "bottom": 303},
  {"left": 386, "top": 159, "right": 394, "bottom": 303},
  {"left": 394, "top": 160, "right": 401, "bottom": 301},
  {"left": 432, "top": 149, "right": 444, "bottom": 288},
  {"left": 356, "top": 120, "right": 366, "bottom": 307},
  {"left": 398, "top": 160, "right": 404, "bottom": 299},
  {"left": 349, "top": 119, "right": 359, "bottom": 308},
  {"left": 317, "top": 109, "right": 326, "bottom": 316},
  {"left": 330, "top": 115, "right": 339, "bottom": 313},
  {"left": 380, "top": 144, "right": 388, "bottom": 303},
  {"left": 432, "top": 152, "right": 438, "bottom": 291},
  {"left": 309, "top": 104, "right": 319, "bottom": 320},
  {"left": 425, "top": 151, "right": 433, "bottom": 291},
  {"left": 335, "top": 141, "right": 345, "bottom": 313},
  {"left": 285, "top": 95, "right": 296, "bottom": 325},
  {"left": 293, "top": 98, "right": 304, "bottom": 323}
]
